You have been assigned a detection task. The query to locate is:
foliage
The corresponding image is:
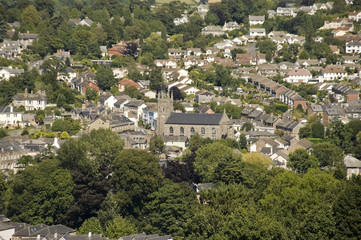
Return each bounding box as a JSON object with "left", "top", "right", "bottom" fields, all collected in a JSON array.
[
  {"left": 86, "top": 88, "right": 98, "bottom": 101},
  {"left": 288, "top": 149, "right": 318, "bottom": 174},
  {"left": 7, "top": 159, "right": 74, "bottom": 225},
  {"left": 96, "top": 67, "right": 116, "bottom": 91},
  {"left": 242, "top": 153, "right": 273, "bottom": 168},
  {"left": 104, "top": 216, "right": 137, "bottom": 239},
  {"left": 78, "top": 217, "right": 103, "bottom": 235},
  {"left": 0, "top": 128, "right": 8, "bottom": 139},
  {"left": 51, "top": 118, "right": 81, "bottom": 135},
  {"left": 149, "top": 136, "right": 165, "bottom": 156}
]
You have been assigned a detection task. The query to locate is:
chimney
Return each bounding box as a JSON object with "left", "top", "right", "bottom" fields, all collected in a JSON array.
[
  {"left": 88, "top": 232, "right": 92, "bottom": 238},
  {"left": 54, "top": 233, "right": 57, "bottom": 239},
  {"left": 37, "top": 235, "right": 40, "bottom": 240},
  {"left": 10, "top": 106, "right": 13, "bottom": 112}
]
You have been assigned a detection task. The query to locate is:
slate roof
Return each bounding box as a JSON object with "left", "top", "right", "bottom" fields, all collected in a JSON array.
[
  {"left": 165, "top": 113, "right": 224, "bottom": 125},
  {"left": 0, "top": 106, "right": 20, "bottom": 113}
]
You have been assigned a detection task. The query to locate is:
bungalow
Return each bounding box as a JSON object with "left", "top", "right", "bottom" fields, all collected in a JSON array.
[
  {"left": 201, "top": 26, "right": 225, "bottom": 36},
  {"left": 344, "top": 155, "right": 361, "bottom": 179},
  {"left": 249, "top": 15, "right": 265, "bottom": 26},
  {"left": 168, "top": 48, "right": 184, "bottom": 59},
  {"left": 249, "top": 28, "right": 266, "bottom": 37}
]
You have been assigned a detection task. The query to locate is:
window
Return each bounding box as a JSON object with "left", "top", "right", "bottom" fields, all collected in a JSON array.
[
  {"left": 212, "top": 128, "right": 216, "bottom": 139},
  {"left": 180, "top": 127, "right": 184, "bottom": 136},
  {"left": 169, "top": 127, "right": 173, "bottom": 136},
  {"left": 190, "top": 127, "right": 195, "bottom": 136},
  {"left": 201, "top": 127, "right": 205, "bottom": 137}
]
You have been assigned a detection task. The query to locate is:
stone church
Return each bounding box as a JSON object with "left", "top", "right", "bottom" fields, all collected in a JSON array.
[{"left": 156, "top": 92, "right": 234, "bottom": 140}]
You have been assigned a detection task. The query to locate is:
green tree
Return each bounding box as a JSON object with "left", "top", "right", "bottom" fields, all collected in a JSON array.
[
  {"left": 312, "top": 122, "right": 324, "bottom": 139},
  {"left": 7, "top": 159, "right": 74, "bottom": 224},
  {"left": 333, "top": 176, "right": 361, "bottom": 239},
  {"left": 195, "top": 142, "right": 241, "bottom": 182},
  {"left": 104, "top": 216, "right": 137, "bottom": 239},
  {"left": 287, "top": 149, "right": 318, "bottom": 173},
  {"left": 143, "top": 180, "right": 197, "bottom": 237},
  {"left": 112, "top": 149, "right": 163, "bottom": 216},
  {"left": 149, "top": 136, "right": 165, "bottom": 156},
  {"left": 142, "top": 33, "right": 167, "bottom": 59},
  {"left": 0, "top": 128, "right": 8, "bottom": 139},
  {"left": 96, "top": 67, "right": 116, "bottom": 91},
  {"left": 0, "top": 173, "right": 7, "bottom": 212},
  {"left": 238, "top": 134, "right": 247, "bottom": 150},
  {"left": 86, "top": 88, "right": 98, "bottom": 101},
  {"left": 312, "top": 142, "right": 343, "bottom": 168},
  {"left": 0, "top": 16, "right": 7, "bottom": 43},
  {"left": 78, "top": 217, "right": 103, "bottom": 235}
]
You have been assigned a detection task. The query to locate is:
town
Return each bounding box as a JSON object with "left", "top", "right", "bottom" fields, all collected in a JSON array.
[{"left": 0, "top": 0, "right": 361, "bottom": 239}]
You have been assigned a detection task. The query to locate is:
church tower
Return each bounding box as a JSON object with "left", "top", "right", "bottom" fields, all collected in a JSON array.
[{"left": 156, "top": 90, "right": 174, "bottom": 136}]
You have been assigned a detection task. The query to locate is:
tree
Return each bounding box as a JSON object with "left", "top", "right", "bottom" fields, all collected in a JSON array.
[
  {"left": 195, "top": 142, "right": 242, "bottom": 182},
  {"left": 78, "top": 217, "right": 103, "bottom": 235},
  {"left": 104, "top": 216, "right": 137, "bottom": 239},
  {"left": 60, "top": 131, "right": 70, "bottom": 139},
  {"left": 312, "top": 142, "right": 343, "bottom": 168},
  {"left": 143, "top": 180, "right": 197, "bottom": 237},
  {"left": 142, "top": 33, "right": 167, "bottom": 59},
  {"left": 239, "top": 134, "right": 247, "bottom": 150},
  {"left": 334, "top": 176, "right": 361, "bottom": 239},
  {"left": 112, "top": 149, "right": 163, "bottom": 216},
  {"left": 241, "top": 122, "right": 254, "bottom": 132},
  {"left": 242, "top": 153, "right": 273, "bottom": 168},
  {"left": 0, "top": 16, "right": 7, "bottom": 43},
  {"left": 149, "top": 136, "right": 165, "bottom": 156},
  {"left": 0, "top": 173, "right": 7, "bottom": 213},
  {"left": 0, "top": 128, "right": 8, "bottom": 139},
  {"left": 86, "top": 88, "right": 98, "bottom": 101},
  {"left": 7, "top": 159, "right": 74, "bottom": 225},
  {"left": 287, "top": 149, "right": 318, "bottom": 173},
  {"left": 96, "top": 67, "right": 116, "bottom": 91},
  {"left": 312, "top": 123, "right": 324, "bottom": 139}
]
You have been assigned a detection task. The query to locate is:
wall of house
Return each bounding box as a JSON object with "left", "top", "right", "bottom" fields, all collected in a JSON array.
[{"left": 0, "top": 228, "right": 15, "bottom": 240}]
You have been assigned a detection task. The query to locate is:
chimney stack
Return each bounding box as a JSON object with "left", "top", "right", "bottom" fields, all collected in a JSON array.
[{"left": 88, "top": 232, "right": 92, "bottom": 238}]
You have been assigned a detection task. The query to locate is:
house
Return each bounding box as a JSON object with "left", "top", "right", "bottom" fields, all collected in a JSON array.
[
  {"left": 276, "top": 7, "right": 296, "bottom": 17},
  {"left": 117, "top": 78, "right": 140, "bottom": 92},
  {"left": 12, "top": 90, "right": 47, "bottom": 111},
  {"left": 268, "top": 10, "right": 276, "bottom": 18},
  {"left": 168, "top": 48, "right": 184, "bottom": 59},
  {"left": 0, "top": 106, "right": 22, "bottom": 127},
  {"left": 270, "top": 149, "right": 289, "bottom": 168},
  {"left": 196, "top": 105, "right": 214, "bottom": 114},
  {"left": 344, "top": 155, "right": 361, "bottom": 179},
  {"left": 201, "top": 26, "right": 225, "bottom": 36},
  {"left": 99, "top": 92, "right": 118, "bottom": 109},
  {"left": 140, "top": 89, "right": 156, "bottom": 99},
  {"left": 174, "top": 14, "right": 189, "bottom": 26},
  {"left": 249, "top": 28, "right": 266, "bottom": 37},
  {"left": 330, "top": 45, "right": 340, "bottom": 54},
  {"left": 0, "top": 67, "right": 24, "bottom": 81},
  {"left": 88, "top": 113, "right": 135, "bottom": 133},
  {"left": 249, "top": 15, "right": 265, "bottom": 26},
  {"left": 11, "top": 224, "right": 76, "bottom": 240},
  {"left": 257, "top": 64, "right": 278, "bottom": 77},
  {"left": 112, "top": 67, "right": 128, "bottom": 79},
  {"left": 285, "top": 68, "right": 312, "bottom": 84},
  {"left": 236, "top": 53, "right": 256, "bottom": 65},
  {"left": 186, "top": 48, "right": 202, "bottom": 56},
  {"left": 342, "top": 55, "right": 360, "bottom": 64},
  {"left": 0, "top": 222, "right": 15, "bottom": 240},
  {"left": 322, "top": 65, "right": 348, "bottom": 81},
  {"left": 288, "top": 138, "right": 313, "bottom": 152},
  {"left": 276, "top": 120, "right": 303, "bottom": 138},
  {"left": 79, "top": 17, "right": 94, "bottom": 26},
  {"left": 0, "top": 140, "right": 28, "bottom": 172},
  {"left": 349, "top": 11, "right": 361, "bottom": 22},
  {"left": 120, "top": 130, "right": 148, "bottom": 149},
  {"left": 154, "top": 59, "right": 178, "bottom": 69},
  {"left": 162, "top": 135, "right": 189, "bottom": 149},
  {"left": 249, "top": 137, "right": 282, "bottom": 155},
  {"left": 57, "top": 67, "right": 77, "bottom": 84},
  {"left": 223, "top": 21, "right": 241, "bottom": 31},
  {"left": 142, "top": 104, "right": 158, "bottom": 130},
  {"left": 323, "top": 106, "right": 345, "bottom": 125},
  {"left": 346, "top": 39, "right": 361, "bottom": 54},
  {"left": 196, "top": 90, "right": 215, "bottom": 103},
  {"left": 107, "top": 40, "right": 140, "bottom": 57},
  {"left": 124, "top": 99, "right": 147, "bottom": 120}
]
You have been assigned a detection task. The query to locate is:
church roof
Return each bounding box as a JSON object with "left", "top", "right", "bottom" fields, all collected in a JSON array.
[{"left": 165, "top": 112, "right": 224, "bottom": 125}]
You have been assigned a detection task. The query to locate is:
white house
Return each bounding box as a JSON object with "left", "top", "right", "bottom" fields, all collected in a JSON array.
[
  {"left": 57, "top": 67, "right": 77, "bottom": 84},
  {"left": 285, "top": 68, "right": 312, "bottom": 84},
  {"left": 0, "top": 222, "right": 15, "bottom": 240},
  {"left": 349, "top": 12, "right": 361, "bottom": 21},
  {"left": 0, "top": 67, "right": 24, "bottom": 81},
  {"left": 346, "top": 40, "right": 361, "bottom": 54},
  {"left": 223, "top": 22, "right": 241, "bottom": 31},
  {"left": 174, "top": 14, "right": 189, "bottom": 26},
  {"left": 79, "top": 17, "right": 94, "bottom": 26},
  {"left": 322, "top": 65, "right": 348, "bottom": 81},
  {"left": 0, "top": 105, "right": 22, "bottom": 127},
  {"left": 12, "top": 90, "right": 47, "bottom": 111},
  {"left": 344, "top": 155, "right": 361, "bottom": 179},
  {"left": 249, "top": 15, "right": 265, "bottom": 26},
  {"left": 113, "top": 68, "right": 128, "bottom": 79},
  {"left": 249, "top": 28, "right": 266, "bottom": 37},
  {"left": 99, "top": 93, "right": 118, "bottom": 110}
]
